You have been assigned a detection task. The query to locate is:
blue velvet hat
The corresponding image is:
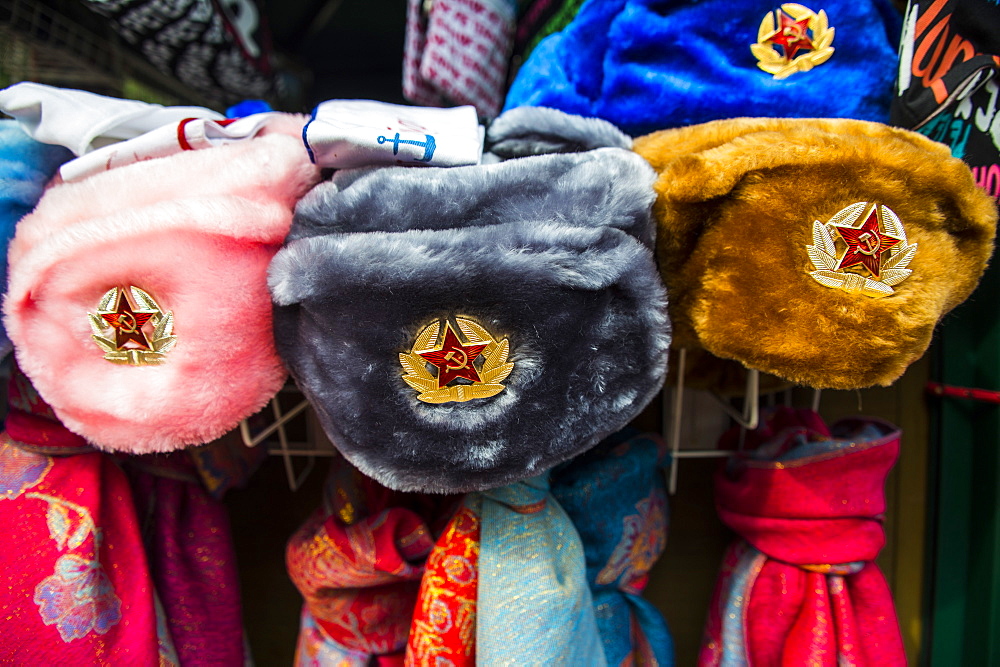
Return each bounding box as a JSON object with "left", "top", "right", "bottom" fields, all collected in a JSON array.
[
  {"left": 504, "top": 0, "right": 902, "bottom": 135},
  {"left": 0, "top": 120, "right": 71, "bottom": 357}
]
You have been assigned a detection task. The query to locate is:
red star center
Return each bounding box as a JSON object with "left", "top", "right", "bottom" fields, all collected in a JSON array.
[
  {"left": 765, "top": 11, "right": 814, "bottom": 61},
  {"left": 418, "top": 323, "right": 489, "bottom": 389},
  {"left": 833, "top": 208, "right": 902, "bottom": 279},
  {"left": 100, "top": 289, "right": 155, "bottom": 350}
]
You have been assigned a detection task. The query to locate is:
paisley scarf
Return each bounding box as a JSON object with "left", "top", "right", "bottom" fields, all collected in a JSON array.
[
  {"left": 551, "top": 431, "right": 675, "bottom": 666},
  {"left": 407, "top": 473, "right": 606, "bottom": 665},
  {"left": 127, "top": 448, "right": 249, "bottom": 665},
  {"left": 287, "top": 454, "right": 454, "bottom": 665}
]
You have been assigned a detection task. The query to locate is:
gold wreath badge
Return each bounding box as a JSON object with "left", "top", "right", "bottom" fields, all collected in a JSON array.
[
  {"left": 807, "top": 202, "right": 917, "bottom": 298},
  {"left": 400, "top": 317, "right": 512, "bottom": 404},
  {"left": 752, "top": 3, "right": 835, "bottom": 80},
  {"left": 89, "top": 286, "right": 176, "bottom": 365}
]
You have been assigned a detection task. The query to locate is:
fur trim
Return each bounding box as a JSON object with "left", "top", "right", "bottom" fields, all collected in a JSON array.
[
  {"left": 5, "top": 121, "right": 321, "bottom": 452},
  {"left": 486, "top": 106, "right": 632, "bottom": 159},
  {"left": 504, "top": 0, "right": 901, "bottom": 135},
  {"left": 291, "top": 148, "right": 658, "bottom": 249},
  {"left": 633, "top": 117, "right": 998, "bottom": 390},
  {"left": 271, "top": 148, "right": 669, "bottom": 493}
]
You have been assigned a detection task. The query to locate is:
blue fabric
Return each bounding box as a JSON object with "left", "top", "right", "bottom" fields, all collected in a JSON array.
[
  {"left": 225, "top": 99, "right": 273, "bottom": 118},
  {"left": 551, "top": 432, "right": 675, "bottom": 665},
  {"left": 505, "top": 0, "right": 902, "bottom": 135},
  {"left": 0, "top": 121, "right": 72, "bottom": 357},
  {"left": 477, "top": 473, "right": 607, "bottom": 665}
]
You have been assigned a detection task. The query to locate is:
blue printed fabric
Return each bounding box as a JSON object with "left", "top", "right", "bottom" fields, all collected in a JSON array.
[
  {"left": 477, "top": 473, "right": 608, "bottom": 665},
  {"left": 0, "top": 121, "right": 72, "bottom": 357},
  {"left": 551, "top": 431, "right": 675, "bottom": 666}
]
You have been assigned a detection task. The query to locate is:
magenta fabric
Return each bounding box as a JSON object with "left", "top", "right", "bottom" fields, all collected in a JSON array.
[
  {"left": 0, "top": 365, "right": 175, "bottom": 664},
  {"left": 128, "top": 451, "right": 245, "bottom": 665},
  {"left": 700, "top": 408, "right": 905, "bottom": 666}
]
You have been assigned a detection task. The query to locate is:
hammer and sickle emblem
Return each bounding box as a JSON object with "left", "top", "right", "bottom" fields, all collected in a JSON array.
[
  {"left": 443, "top": 349, "right": 469, "bottom": 370},
  {"left": 783, "top": 24, "right": 804, "bottom": 40},
  {"left": 117, "top": 312, "right": 138, "bottom": 333},
  {"left": 857, "top": 232, "right": 880, "bottom": 256}
]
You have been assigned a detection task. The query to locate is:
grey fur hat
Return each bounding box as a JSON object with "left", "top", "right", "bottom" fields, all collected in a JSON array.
[{"left": 269, "top": 108, "right": 670, "bottom": 493}]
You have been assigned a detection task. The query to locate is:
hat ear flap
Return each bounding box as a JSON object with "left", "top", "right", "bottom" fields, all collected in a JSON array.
[{"left": 486, "top": 106, "right": 632, "bottom": 160}]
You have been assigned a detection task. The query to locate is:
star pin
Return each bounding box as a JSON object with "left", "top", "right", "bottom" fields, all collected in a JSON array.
[
  {"left": 400, "top": 317, "right": 513, "bottom": 404},
  {"left": 806, "top": 202, "right": 917, "bottom": 298},
  {"left": 98, "top": 288, "right": 155, "bottom": 350},
  {"left": 417, "top": 322, "right": 489, "bottom": 389},
  {"left": 89, "top": 286, "right": 177, "bottom": 365},
  {"left": 751, "top": 4, "right": 835, "bottom": 79}
]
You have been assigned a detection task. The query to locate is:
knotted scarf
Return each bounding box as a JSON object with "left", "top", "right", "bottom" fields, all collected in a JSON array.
[
  {"left": 551, "top": 432, "right": 675, "bottom": 666},
  {"left": 407, "top": 473, "right": 606, "bottom": 665},
  {"left": 700, "top": 408, "right": 905, "bottom": 666},
  {"left": 286, "top": 454, "right": 454, "bottom": 665},
  {"left": 0, "top": 364, "right": 176, "bottom": 664}
]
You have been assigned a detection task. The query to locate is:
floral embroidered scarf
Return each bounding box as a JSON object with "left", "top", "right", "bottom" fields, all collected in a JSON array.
[{"left": 0, "top": 365, "right": 176, "bottom": 664}]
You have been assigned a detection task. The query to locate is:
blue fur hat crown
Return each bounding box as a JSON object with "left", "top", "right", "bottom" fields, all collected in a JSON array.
[
  {"left": 504, "top": 0, "right": 902, "bottom": 135},
  {"left": 269, "top": 107, "right": 671, "bottom": 493}
]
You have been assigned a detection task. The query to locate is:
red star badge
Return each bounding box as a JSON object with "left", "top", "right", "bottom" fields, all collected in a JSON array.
[
  {"left": 833, "top": 207, "right": 902, "bottom": 279},
  {"left": 418, "top": 322, "right": 489, "bottom": 389},
  {"left": 765, "top": 11, "right": 814, "bottom": 60},
  {"left": 99, "top": 288, "right": 155, "bottom": 350}
]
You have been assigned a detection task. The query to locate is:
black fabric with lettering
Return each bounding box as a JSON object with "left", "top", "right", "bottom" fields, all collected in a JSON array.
[{"left": 892, "top": 0, "right": 1000, "bottom": 198}]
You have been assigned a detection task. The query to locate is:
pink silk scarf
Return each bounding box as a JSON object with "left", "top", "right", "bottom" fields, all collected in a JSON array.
[
  {"left": 0, "top": 365, "right": 176, "bottom": 664},
  {"left": 127, "top": 450, "right": 246, "bottom": 665},
  {"left": 700, "top": 408, "right": 905, "bottom": 667}
]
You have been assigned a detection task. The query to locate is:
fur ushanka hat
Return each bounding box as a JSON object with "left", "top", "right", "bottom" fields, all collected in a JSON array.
[
  {"left": 504, "top": 0, "right": 901, "bottom": 136},
  {"left": 5, "top": 114, "right": 321, "bottom": 452},
  {"left": 632, "top": 117, "right": 998, "bottom": 390},
  {"left": 270, "top": 107, "right": 670, "bottom": 493}
]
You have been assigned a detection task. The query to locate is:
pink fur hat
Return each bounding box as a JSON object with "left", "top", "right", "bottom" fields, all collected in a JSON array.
[{"left": 4, "top": 115, "right": 321, "bottom": 452}]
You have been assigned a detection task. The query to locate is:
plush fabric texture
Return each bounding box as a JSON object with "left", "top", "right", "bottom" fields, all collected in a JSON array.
[
  {"left": 504, "top": 0, "right": 901, "bottom": 135},
  {"left": 271, "top": 144, "right": 669, "bottom": 493},
  {"left": 485, "top": 105, "right": 632, "bottom": 160},
  {"left": 700, "top": 408, "right": 904, "bottom": 665},
  {"left": 632, "top": 117, "right": 998, "bottom": 390},
  {"left": 0, "top": 121, "right": 72, "bottom": 357},
  {"left": 5, "top": 115, "right": 321, "bottom": 452}
]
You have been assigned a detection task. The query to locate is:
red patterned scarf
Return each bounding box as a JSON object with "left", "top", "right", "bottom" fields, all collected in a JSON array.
[
  {"left": 287, "top": 454, "right": 455, "bottom": 665},
  {"left": 0, "top": 365, "right": 175, "bottom": 664}
]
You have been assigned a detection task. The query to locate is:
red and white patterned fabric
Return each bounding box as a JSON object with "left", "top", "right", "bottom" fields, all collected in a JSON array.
[{"left": 403, "top": 0, "right": 517, "bottom": 119}]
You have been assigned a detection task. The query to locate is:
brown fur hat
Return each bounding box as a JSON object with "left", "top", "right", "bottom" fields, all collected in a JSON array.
[{"left": 633, "top": 117, "right": 998, "bottom": 390}]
